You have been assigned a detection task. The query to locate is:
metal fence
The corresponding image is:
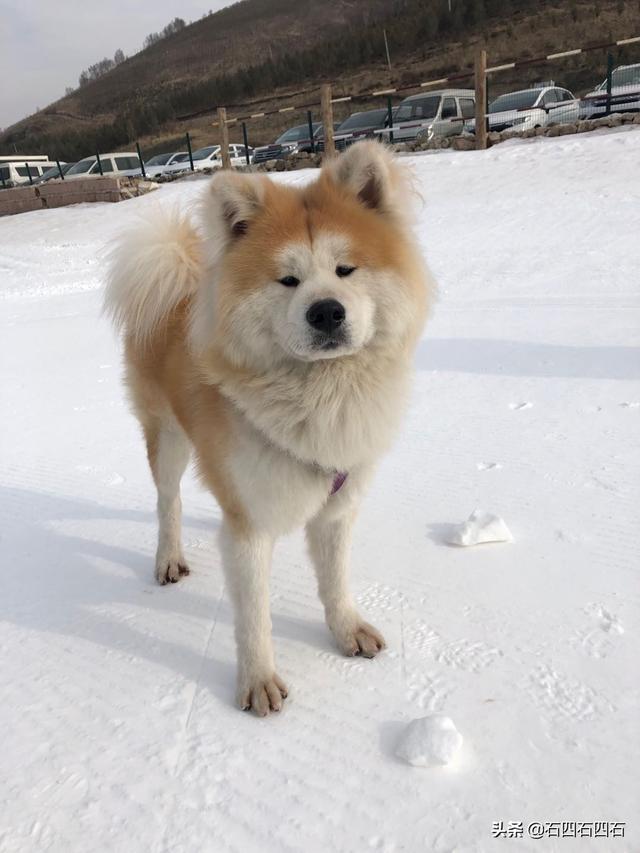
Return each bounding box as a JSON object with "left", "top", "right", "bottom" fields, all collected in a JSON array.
[{"left": 206, "top": 34, "right": 639, "bottom": 162}]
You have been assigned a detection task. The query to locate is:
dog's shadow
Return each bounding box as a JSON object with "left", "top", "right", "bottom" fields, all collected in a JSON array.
[{"left": 1, "top": 484, "right": 333, "bottom": 706}]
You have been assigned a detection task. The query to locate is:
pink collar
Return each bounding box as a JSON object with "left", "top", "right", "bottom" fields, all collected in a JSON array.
[{"left": 331, "top": 471, "right": 348, "bottom": 495}]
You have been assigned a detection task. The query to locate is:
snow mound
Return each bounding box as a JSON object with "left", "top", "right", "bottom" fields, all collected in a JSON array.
[
  {"left": 446, "top": 509, "right": 513, "bottom": 547},
  {"left": 396, "top": 714, "right": 463, "bottom": 767}
]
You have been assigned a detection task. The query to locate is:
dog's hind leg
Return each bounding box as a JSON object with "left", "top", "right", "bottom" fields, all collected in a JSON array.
[
  {"left": 306, "top": 500, "right": 386, "bottom": 659},
  {"left": 145, "top": 421, "right": 191, "bottom": 585}
]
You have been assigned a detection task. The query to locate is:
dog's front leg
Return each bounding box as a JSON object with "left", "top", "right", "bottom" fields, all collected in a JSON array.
[
  {"left": 220, "top": 520, "right": 288, "bottom": 715},
  {"left": 306, "top": 503, "right": 386, "bottom": 659}
]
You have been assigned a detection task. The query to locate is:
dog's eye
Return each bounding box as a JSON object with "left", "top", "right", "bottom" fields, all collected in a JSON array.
[
  {"left": 336, "top": 265, "right": 356, "bottom": 278},
  {"left": 278, "top": 276, "right": 300, "bottom": 288}
]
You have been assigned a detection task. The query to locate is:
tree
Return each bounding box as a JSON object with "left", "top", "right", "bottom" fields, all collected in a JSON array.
[
  {"left": 144, "top": 32, "right": 162, "bottom": 48},
  {"left": 114, "top": 49, "right": 125, "bottom": 65},
  {"left": 163, "top": 17, "right": 186, "bottom": 38}
]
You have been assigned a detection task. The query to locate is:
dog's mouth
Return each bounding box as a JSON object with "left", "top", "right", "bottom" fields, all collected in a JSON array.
[
  {"left": 311, "top": 329, "right": 350, "bottom": 356},
  {"left": 280, "top": 324, "right": 356, "bottom": 362},
  {"left": 319, "top": 339, "right": 340, "bottom": 351}
]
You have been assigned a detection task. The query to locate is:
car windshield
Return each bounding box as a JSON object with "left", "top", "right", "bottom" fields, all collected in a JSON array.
[
  {"left": 276, "top": 125, "right": 319, "bottom": 143},
  {"left": 40, "top": 166, "right": 60, "bottom": 180},
  {"left": 192, "top": 146, "right": 219, "bottom": 161},
  {"left": 146, "top": 153, "right": 173, "bottom": 166},
  {"left": 66, "top": 158, "right": 96, "bottom": 175},
  {"left": 399, "top": 96, "right": 440, "bottom": 120},
  {"left": 597, "top": 65, "right": 640, "bottom": 89},
  {"left": 337, "top": 110, "right": 388, "bottom": 131},
  {"left": 489, "top": 91, "right": 541, "bottom": 112},
  {"left": 394, "top": 105, "right": 412, "bottom": 120}
]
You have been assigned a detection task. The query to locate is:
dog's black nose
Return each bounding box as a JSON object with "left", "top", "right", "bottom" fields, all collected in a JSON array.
[{"left": 306, "top": 299, "right": 346, "bottom": 334}]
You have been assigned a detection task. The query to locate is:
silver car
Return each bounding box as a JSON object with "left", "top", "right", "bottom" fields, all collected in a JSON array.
[
  {"left": 390, "top": 89, "right": 476, "bottom": 142},
  {"left": 580, "top": 64, "right": 640, "bottom": 118},
  {"left": 466, "top": 86, "right": 579, "bottom": 134}
]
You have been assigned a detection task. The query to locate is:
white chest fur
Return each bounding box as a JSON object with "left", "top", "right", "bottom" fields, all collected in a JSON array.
[{"left": 219, "top": 346, "right": 411, "bottom": 475}]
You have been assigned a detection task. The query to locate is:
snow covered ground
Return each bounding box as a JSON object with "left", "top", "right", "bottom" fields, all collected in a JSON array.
[{"left": 1, "top": 128, "right": 638, "bottom": 853}]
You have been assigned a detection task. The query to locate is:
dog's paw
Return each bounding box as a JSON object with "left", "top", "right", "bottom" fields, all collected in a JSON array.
[
  {"left": 155, "top": 557, "right": 190, "bottom": 585},
  {"left": 334, "top": 618, "right": 386, "bottom": 659},
  {"left": 238, "top": 673, "right": 288, "bottom": 717}
]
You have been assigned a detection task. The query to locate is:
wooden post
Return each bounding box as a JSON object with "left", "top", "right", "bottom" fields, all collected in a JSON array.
[
  {"left": 218, "top": 107, "right": 231, "bottom": 169},
  {"left": 474, "top": 48, "right": 488, "bottom": 151},
  {"left": 320, "top": 85, "right": 336, "bottom": 158}
]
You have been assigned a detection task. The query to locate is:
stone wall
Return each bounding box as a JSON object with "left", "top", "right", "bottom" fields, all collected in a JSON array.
[
  {"left": 400, "top": 111, "right": 640, "bottom": 153},
  {"left": 0, "top": 176, "right": 158, "bottom": 218}
]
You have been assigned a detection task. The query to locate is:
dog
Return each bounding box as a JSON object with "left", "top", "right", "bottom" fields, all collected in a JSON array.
[{"left": 105, "top": 141, "right": 433, "bottom": 715}]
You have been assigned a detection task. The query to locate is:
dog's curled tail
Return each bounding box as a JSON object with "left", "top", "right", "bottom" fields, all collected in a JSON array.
[{"left": 104, "top": 208, "right": 202, "bottom": 347}]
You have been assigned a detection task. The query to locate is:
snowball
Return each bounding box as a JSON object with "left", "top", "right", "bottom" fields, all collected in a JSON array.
[
  {"left": 396, "top": 714, "right": 463, "bottom": 767},
  {"left": 446, "top": 509, "right": 513, "bottom": 547}
]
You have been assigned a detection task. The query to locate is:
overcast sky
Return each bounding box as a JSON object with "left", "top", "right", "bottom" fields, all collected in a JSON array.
[{"left": 0, "top": 0, "right": 232, "bottom": 130}]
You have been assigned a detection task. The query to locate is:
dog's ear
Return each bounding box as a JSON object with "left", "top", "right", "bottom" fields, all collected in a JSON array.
[
  {"left": 202, "top": 171, "right": 267, "bottom": 245},
  {"left": 325, "top": 140, "right": 403, "bottom": 217}
]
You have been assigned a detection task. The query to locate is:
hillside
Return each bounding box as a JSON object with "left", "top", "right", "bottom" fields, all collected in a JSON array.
[{"left": 1, "top": 0, "right": 638, "bottom": 159}]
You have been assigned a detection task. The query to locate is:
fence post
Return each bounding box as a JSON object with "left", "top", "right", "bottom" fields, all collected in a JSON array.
[
  {"left": 56, "top": 159, "right": 65, "bottom": 180},
  {"left": 320, "top": 84, "right": 336, "bottom": 158},
  {"left": 218, "top": 107, "right": 231, "bottom": 169},
  {"left": 307, "top": 110, "right": 316, "bottom": 154},
  {"left": 605, "top": 51, "right": 614, "bottom": 116},
  {"left": 95, "top": 152, "right": 104, "bottom": 176},
  {"left": 242, "top": 122, "right": 251, "bottom": 166},
  {"left": 386, "top": 96, "right": 395, "bottom": 144},
  {"left": 186, "top": 132, "right": 194, "bottom": 171},
  {"left": 25, "top": 162, "right": 34, "bottom": 185},
  {"left": 474, "top": 49, "right": 488, "bottom": 151},
  {"left": 136, "top": 142, "right": 146, "bottom": 178}
]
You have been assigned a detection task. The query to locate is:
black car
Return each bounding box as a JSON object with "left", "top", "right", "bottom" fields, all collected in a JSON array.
[
  {"left": 318, "top": 109, "right": 391, "bottom": 151},
  {"left": 32, "top": 162, "right": 76, "bottom": 184},
  {"left": 252, "top": 123, "right": 323, "bottom": 164}
]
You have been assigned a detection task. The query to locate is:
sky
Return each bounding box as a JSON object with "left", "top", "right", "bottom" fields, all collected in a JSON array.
[{"left": 0, "top": 0, "right": 231, "bottom": 130}]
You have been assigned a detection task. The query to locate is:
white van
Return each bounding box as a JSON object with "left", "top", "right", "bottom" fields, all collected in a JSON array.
[
  {"left": 0, "top": 160, "right": 57, "bottom": 187},
  {"left": 390, "top": 89, "right": 476, "bottom": 142},
  {"left": 65, "top": 152, "right": 143, "bottom": 180}
]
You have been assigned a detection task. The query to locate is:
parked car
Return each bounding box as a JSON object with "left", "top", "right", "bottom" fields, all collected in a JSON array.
[
  {"left": 160, "top": 152, "right": 194, "bottom": 175},
  {"left": 395, "top": 89, "right": 475, "bottom": 142},
  {"left": 33, "top": 162, "right": 75, "bottom": 184},
  {"left": 319, "top": 109, "right": 391, "bottom": 151},
  {"left": 0, "top": 160, "right": 58, "bottom": 186},
  {"left": 229, "top": 144, "right": 254, "bottom": 165},
  {"left": 252, "top": 124, "right": 322, "bottom": 164},
  {"left": 580, "top": 63, "right": 640, "bottom": 118},
  {"left": 144, "top": 151, "right": 188, "bottom": 177},
  {"left": 466, "top": 86, "right": 579, "bottom": 134},
  {"left": 65, "top": 152, "right": 143, "bottom": 180},
  {"left": 179, "top": 143, "right": 253, "bottom": 172}
]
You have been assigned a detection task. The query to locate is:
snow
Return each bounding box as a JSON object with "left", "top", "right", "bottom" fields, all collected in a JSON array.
[
  {"left": 395, "top": 714, "right": 463, "bottom": 767},
  {"left": 446, "top": 509, "right": 513, "bottom": 546},
  {"left": 1, "top": 128, "right": 638, "bottom": 852}
]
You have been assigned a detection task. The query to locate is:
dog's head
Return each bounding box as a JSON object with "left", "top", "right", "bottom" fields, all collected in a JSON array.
[{"left": 193, "top": 141, "right": 428, "bottom": 368}]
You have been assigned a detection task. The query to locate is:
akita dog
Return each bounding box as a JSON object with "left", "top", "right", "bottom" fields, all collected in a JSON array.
[{"left": 105, "top": 142, "right": 432, "bottom": 715}]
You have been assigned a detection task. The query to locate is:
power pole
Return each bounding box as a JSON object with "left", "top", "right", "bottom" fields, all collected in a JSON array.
[{"left": 383, "top": 28, "right": 392, "bottom": 70}]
